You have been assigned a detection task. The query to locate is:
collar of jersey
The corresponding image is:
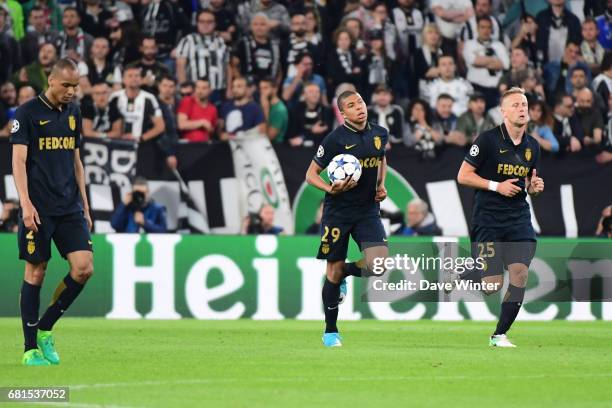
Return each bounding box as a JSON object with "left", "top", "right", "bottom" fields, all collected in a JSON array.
[
  {"left": 38, "top": 93, "right": 63, "bottom": 112},
  {"left": 343, "top": 121, "right": 371, "bottom": 133},
  {"left": 500, "top": 123, "right": 527, "bottom": 148}
]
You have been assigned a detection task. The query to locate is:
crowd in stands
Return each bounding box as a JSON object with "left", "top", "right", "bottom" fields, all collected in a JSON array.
[{"left": 0, "top": 0, "right": 609, "bottom": 163}]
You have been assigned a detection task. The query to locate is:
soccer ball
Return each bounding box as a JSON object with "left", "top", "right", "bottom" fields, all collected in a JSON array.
[{"left": 327, "top": 154, "right": 362, "bottom": 183}]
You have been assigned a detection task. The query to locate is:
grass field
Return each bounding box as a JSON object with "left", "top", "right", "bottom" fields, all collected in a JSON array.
[{"left": 1, "top": 319, "right": 611, "bottom": 408}]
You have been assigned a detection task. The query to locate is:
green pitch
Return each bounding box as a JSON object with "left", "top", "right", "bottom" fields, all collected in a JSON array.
[{"left": 1, "top": 319, "right": 611, "bottom": 408}]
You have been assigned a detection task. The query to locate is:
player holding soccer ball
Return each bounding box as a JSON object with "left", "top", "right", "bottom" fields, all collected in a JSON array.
[
  {"left": 305, "top": 91, "right": 389, "bottom": 347},
  {"left": 455, "top": 87, "right": 544, "bottom": 347}
]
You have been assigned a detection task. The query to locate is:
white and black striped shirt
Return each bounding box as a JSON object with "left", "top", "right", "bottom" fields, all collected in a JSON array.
[
  {"left": 176, "top": 33, "right": 229, "bottom": 90},
  {"left": 109, "top": 89, "right": 161, "bottom": 140}
]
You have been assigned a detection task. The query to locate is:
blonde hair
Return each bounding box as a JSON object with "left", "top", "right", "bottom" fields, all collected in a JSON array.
[
  {"left": 422, "top": 24, "right": 441, "bottom": 48},
  {"left": 500, "top": 87, "right": 526, "bottom": 105}
]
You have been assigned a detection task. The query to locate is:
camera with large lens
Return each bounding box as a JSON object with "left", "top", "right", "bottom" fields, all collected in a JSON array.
[
  {"left": 247, "top": 212, "right": 264, "bottom": 234},
  {"left": 414, "top": 124, "right": 436, "bottom": 160},
  {"left": 129, "top": 190, "right": 146, "bottom": 211}
]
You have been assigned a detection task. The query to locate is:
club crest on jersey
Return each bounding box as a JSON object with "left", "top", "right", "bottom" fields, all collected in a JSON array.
[
  {"left": 525, "top": 148, "right": 532, "bottom": 161},
  {"left": 374, "top": 136, "right": 382, "bottom": 150},
  {"left": 321, "top": 243, "right": 330, "bottom": 254},
  {"left": 27, "top": 240, "right": 35, "bottom": 255},
  {"left": 69, "top": 115, "right": 76, "bottom": 131}
]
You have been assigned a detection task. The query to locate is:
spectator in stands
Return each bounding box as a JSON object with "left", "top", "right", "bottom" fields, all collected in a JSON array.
[
  {"left": 396, "top": 198, "right": 442, "bottom": 236},
  {"left": 259, "top": 78, "right": 288, "bottom": 143},
  {"left": 179, "top": 81, "right": 194, "bottom": 98},
  {"left": 218, "top": 76, "right": 265, "bottom": 140},
  {"left": 596, "top": 91, "right": 612, "bottom": 164},
  {"left": 368, "top": 84, "right": 404, "bottom": 144},
  {"left": 595, "top": 2, "right": 612, "bottom": 50},
  {"left": 517, "top": 68, "right": 546, "bottom": 105},
  {"left": 0, "top": 81, "right": 16, "bottom": 117},
  {"left": 430, "top": 0, "right": 473, "bottom": 53},
  {"left": 177, "top": 78, "right": 218, "bottom": 142},
  {"left": 208, "top": 0, "right": 236, "bottom": 44},
  {"left": 528, "top": 100, "right": 559, "bottom": 153},
  {"left": 79, "top": 0, "right": 113, "bottom": 38},
  {"left": 56, "top": 7, "right": 93, "bottom": 61},
  {"left": 463, "top": 16, "right": 509, "bottom": 110},
  {"left": 156, "top": 75, "right": 179, "bottom": 171},
  {"left": 282, "top": 53, "right": 328, "bottom": 109},
  {"left": 175, "top": 10, "right": 231, "bottom": 102},
  {"left": 405, "top": 98, "right": 441, "bottom": 156},
  {"left": 592, "top": 52, "right": 612, "bottom": 109},
  {"left": 231, "top": 13, "right": 281, "bottom": 86},
  {"left": 236, "top": 0, "right": 290, "bottom": 40},
  {"left": 0, "top": 198, "right": 19, "bottom": 232},
  {"left": 509, "top": 14, "right": 540, "bottom": 70},
  {"left": 536, "top": 0, "right": 582, "bottom": 64},
  {"left": 283, "top": 12, "right": 323, "bottom": 79},
  {"left": 342, "top": 17, "right": 368, "bottom": 62},
  {"left": 433, "top": 93, "right": 464, "bottom": 146},
  {"left": 422, "top": 54, "right": 473, "bottom": 116},
  {"left": 109, "top": 65, "right": 165, "bottom": 141},
  {"left": 327, "top": 29, "right": 364, "bottom": 102},
  {"left": 123, "top": 37, "right": 171, "bottom": 95},
  {"left": 22, "top": 0, "right": 61, "bottom": 33},
  {"left": 455, "top": 92, "right": 495, "bottom": 144},
  {"left": 17, "top": 85, "right": 36, "bottom": 105},
  {"left": 20, "top": 6, "right": 59, "bottom": 66},
  {"left": 581, "top": 18, "right": 606, "bottom": 76},
  {"left": 575, "top": 88, "right": 604, "bottom": 148},
  {"left": 552, "top": 94, "right": 583, "bottom": 153},
  {"left": 304, "top": 7, "right": 323, "bottom": 52},
  {"left": 370, "top": 2, "right": 398, "bottom": 62},
  {"left": 344, "top": 0, "right": 377, "bottom": 32},
  {"left": 288, "top": 82, "right": 333, "bottom": 147},
  {"left": 0, "top": 8, "right": 21, "bottom": 83},
  {"left": 111, "top": 176, "right": 167, "bottom": 233},
  {"left": 0, "top": 0, "right": 24, "bottom": 40},
  {"left": 569, "top": 65, "right": 604, "bottom": 113},
  {"left": 81, "top": 82, "right": 122, "bottom": 138},
  {"left": 391, "top": 0, "right": 424, "bottom": 64},
  {"left": 1, "top": 84, "right": 34, "bottom": 136},
  {"left": 11, "top": 42, "right": 56, "bottom": 92},
  {"left": 460, "top": 0, "right": 505, "bottom": 45},
  {"left": 305, "top": 201, "right": 323, "bottom": 235},
  {"left": 241, "top": 204, "right": 284, "bottom": 235},
  {"left": 108, "top": 19, "right": 139, "bottom": 71},
  {"left": 84, "top": 37, "right": 115, "bottom": 88},
  {"left": 363, "top": 28, "right": 392, "bottom": 101},
  {"left": 499, "top": 47, "right": 531, "bottom": 93},
  {"left": 139, "top": 0, "right": 188, "bottom": 65},
  {"left": 413, "top": 24, "right": 443, "bottom": 95}
]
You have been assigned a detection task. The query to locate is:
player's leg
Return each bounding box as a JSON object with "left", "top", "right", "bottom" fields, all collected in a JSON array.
[
  {"left": 17, "top": 213, "right": 53, "bottom": 365},
  {"left": 491, "top": 238, "right": 536, "bottom": 347},
  {"left": 21, "top": 262, "right": 51, "bottom": 366},
  {"left": 350, "top": 216, "right": 389, "bottom": 275},
  {"left": 317, "top": 222, "right": 351, "bottom": 347},
  {"left": 37, "top": 213, "right": 94, "bottom": 363}
]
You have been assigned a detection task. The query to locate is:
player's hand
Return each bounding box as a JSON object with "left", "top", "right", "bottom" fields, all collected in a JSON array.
[
  {"left": 84, "top": 209, "right": 93, "bottom": 231},
  {"left": 528, "top": 169, "right": 544, "bottom": 195},
  {"left": 329, "top": 176, "right": 357, "bottom": 195},
  {"left": 134, "top": 211, "right": 145, "bottom": 226},
  {"left": 497, "top": 178, "right": 522, "bottom": 197},
  {"left": 375, "top": 185, "right": 387, "bottom": 202},
  {"left": 22, "top": 202, "right": 41, "bottom": 233}
]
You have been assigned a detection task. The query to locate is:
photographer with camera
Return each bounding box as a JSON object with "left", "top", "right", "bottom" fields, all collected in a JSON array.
[
  {"left": 596, "top": 205, "right": 612, "bottom": 238},
  {"left": 241, "top": 204, "right": 284, "bottom": 235},
  {"left": 0, "top": 198, "right": 20, "bottom": 233},
  {"left": 110, "top": 177, "right": 167, "bottom": 233}
]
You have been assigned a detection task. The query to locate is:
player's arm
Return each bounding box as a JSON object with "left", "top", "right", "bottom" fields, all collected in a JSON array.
[
  {"left": 457, "top": 161, "right": 521, "bottom": 198},
  {"left": 74, "top": 148, "right": 92, "bottom": 231},
  {"left": 12, "top": 144, "right": 41, "bottom": 232},
  {"left": 375, "top": 156, "right": 387, "bottom": 202},
  {"left": 305, "top": 160, "right": 356, "bottom": 195}
]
